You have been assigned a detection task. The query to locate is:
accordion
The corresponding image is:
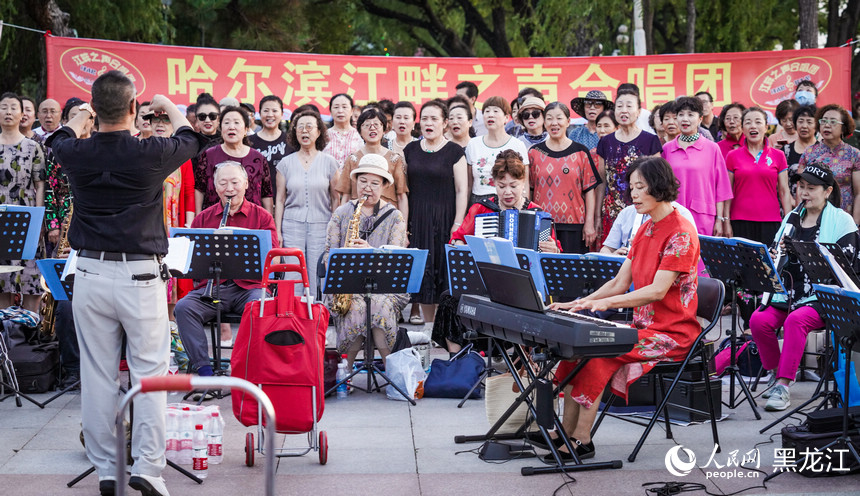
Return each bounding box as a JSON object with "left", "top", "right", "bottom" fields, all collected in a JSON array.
[{"left": 474, "top": 209, "right": 553, "bottom": 251}]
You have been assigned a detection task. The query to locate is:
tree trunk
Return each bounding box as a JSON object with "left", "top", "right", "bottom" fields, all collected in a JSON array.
[
  {"left": 643, "top": 0, "right": 654, "bottom": 54},
  {"left": 825, "top": 0, "right": 860, "bottom": 47},
  {"left": 685, "top": 0, "right": 696, "bottom": 53},
  {"left": 25, "top": 0, "right": 74, "bottom": 36},
  {"left": 799, "top": 0, "right": 819, "bottom": 48}
]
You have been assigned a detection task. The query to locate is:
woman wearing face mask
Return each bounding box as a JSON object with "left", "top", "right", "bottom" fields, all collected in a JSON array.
[
  {"left": 768, "top": 99, "right": 800, "bottom": 150},
  {"left": 324, "top": 93, "right": 364, "bottom": 168},
  {"left": 595, "top": 89, "right": 662, "bottom": 243},
  {"left": 750, "top": 164, "right": 858, "bottom": 411},
  {"left": 783, "top": 105, "right": 818, "bottom": 197},
  {"left": 797, "top": 104, "right": 860, "bottom": 223},
  {"left": 717, "top": 102, "right": 746, "bottom": 158},
  {"left": 793, "top": 80, "right": 818, "bottom": 107},
  {"left": 661, "top": 96, "right": 732, "bottom": 237},
  {"left": 529, "top": 102, "right": 600, "bottom": 253}
]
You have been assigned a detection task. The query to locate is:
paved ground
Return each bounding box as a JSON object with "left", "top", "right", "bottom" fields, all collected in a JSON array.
[{"left": 2, "top": 317, "right": 859, "bottom": 495}]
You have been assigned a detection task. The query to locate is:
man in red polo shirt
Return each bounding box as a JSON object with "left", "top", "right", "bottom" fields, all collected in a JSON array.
[{"left": 174, "top": 161, "right": 278, "bottom": 377}]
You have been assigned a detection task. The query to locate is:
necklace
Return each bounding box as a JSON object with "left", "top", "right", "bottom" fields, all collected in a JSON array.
[
  {"left": 679, "top": 133, "right": 700, "bottom": 143},
  {"left": 422, "top": 139, "right": 446, "bottom": 153}
]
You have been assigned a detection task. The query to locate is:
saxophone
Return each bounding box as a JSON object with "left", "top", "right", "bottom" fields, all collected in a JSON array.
[
  {"left": 39, "top": 202, "right": 74, "bottom": 338},
  {"left": 331, "top": 195, "right": 368, "bottom": 316}
]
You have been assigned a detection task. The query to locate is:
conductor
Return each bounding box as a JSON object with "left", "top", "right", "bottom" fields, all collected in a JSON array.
[{"left": 48, "top": 71, "right": 204, "bottom": 496}]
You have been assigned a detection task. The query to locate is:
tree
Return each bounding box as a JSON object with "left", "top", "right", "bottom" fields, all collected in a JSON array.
[{"left": 798, "top": 0, "right": 818, "bottom": 48}]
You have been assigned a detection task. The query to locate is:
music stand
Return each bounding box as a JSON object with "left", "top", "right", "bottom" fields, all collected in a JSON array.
[
  {"left": 758, "top": 240, "right": 858, "bottom": 434},
  {"left": 540, "top": 252, "right": 624, "bottom": 300},
  {"left": 764, "top": 284, "right": 860, "bottom": 482},
  {"left": 323, "top": 247, "right": 427, "bottom": 405},
  {"left": 25, "top": 258, "right": 81, "bottom": 406},
  {"left": 699, "top": 236, "right": 784, "bottom": 420},
  {"left": 446, "top": 245, "right": 533, "bottom": 407},
  {"left": 0, "top": 206, "right": 46, "bottom": 409},
  {"left": 171, "top": 228, "right": 270, "bottom": 393}
]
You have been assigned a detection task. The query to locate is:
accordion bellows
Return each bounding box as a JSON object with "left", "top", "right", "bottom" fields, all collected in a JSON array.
[{"left": 474, "top": 210, "right": 553, "bottom": 251}]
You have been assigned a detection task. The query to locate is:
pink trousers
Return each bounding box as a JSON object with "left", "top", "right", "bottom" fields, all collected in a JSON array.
[{"left": 749, "top": 305, "right": 824, "bottom": 381}]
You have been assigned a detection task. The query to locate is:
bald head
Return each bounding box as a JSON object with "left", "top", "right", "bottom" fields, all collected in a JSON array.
[{"left": 38, "top": 99, "right": 61, "bottom": 132}]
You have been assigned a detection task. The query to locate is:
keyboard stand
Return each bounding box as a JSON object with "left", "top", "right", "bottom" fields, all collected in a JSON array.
[{"left": 454, "top": 340, "right": 624, "bottom": 476}]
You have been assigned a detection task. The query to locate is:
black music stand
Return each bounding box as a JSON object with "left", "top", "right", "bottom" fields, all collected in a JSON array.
[
  {"left": 171, "top": 228, "right": 269, "bottom": 398},
  {"left": 765, "top": 284, "right": 860, "bottom": 482},
  {"left": 0, "top": 206, "right": 46, "bottom": 409},
  {"left": 540, "top": 253, "right": 623, "bottom": 300},
  {"left": 699, "top": 236, "right": 782, "bottom": 420},
  {"left": 758, "top": 240, "right": 857, "bottom": 434},
  {"left": 446, "top": 246, "right": 532, "bottom": 407},
  {"left": 323, "top": 248, "right": 426, "bottom": 405}
]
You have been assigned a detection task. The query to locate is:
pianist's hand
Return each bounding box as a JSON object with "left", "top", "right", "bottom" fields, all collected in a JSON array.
[
  {"left": 571, "top": 298, "right": 611, "bottom": 313},
  {"left": 548, "top": 299, "right": 581, "bottom": 312},
  {"left": 613, "top": 246, "right": 629, "bottom": 256}
]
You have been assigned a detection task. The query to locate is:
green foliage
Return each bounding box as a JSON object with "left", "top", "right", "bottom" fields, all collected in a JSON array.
[{"left": 57, "top": 0, "right": 165, "bottom": 42}]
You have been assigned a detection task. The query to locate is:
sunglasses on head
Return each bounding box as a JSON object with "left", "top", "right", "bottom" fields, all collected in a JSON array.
[
  {"left": 520, "top": 109, "right": 543, "bottom": 120},
  {"left": 197, "top": 112, "right": 219, "bottom": 122}
]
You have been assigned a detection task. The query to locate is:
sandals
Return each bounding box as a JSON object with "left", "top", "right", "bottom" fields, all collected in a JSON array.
[{"left": 541, "top": 439, "right": 595, "bottom": 463}]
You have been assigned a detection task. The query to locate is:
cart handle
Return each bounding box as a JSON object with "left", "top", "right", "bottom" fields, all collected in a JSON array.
[
  {"left": 118, "top": 375, "right": 277, "bottom": 496},
  {"left": 264, "top": 248, "right": 309, "bottom": 288}
]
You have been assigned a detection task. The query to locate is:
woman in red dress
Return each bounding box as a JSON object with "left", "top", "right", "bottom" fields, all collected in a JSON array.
[{"left": 534, "top": 157, "right": 700, "bottom": 461}]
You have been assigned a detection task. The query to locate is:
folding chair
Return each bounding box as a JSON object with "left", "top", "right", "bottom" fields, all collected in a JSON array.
[{"left": 591, "top": 277, "right": 725, "bottom": 462}]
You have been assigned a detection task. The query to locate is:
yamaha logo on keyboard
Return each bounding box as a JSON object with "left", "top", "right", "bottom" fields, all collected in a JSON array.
[{"left": 459, "top": 304, "right": 476, "bottom": 316}]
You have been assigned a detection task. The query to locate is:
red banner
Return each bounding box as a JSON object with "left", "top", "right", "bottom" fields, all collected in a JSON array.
[{"left": 46, "top": 36, "right": 852, "bottom": 114}]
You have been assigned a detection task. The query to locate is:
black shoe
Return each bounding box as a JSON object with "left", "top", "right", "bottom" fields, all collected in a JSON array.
[
  {"left": 541, "top": 439, "right": 595, "bottom": 464},
  {"left": 60, "top": 373, "right": 80, "bottom": 390},
  {"left": 524, "top": 431, "right": 566, "bottom": 451},
  {"left": 99, "top": 478, "right": 116, "bottom": 496}
]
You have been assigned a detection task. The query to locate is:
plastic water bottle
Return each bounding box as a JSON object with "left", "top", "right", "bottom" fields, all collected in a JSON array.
[
  {"left": 168, "top": 352, "right": 179, "bottom": 375},
  {"left": 192, "top": 424, "right": 208, "bottom": 478},
  {"left": 178, "top": 407, "right": 193, "bottom": 465},
  {"left": 336, "top": 361, "right": 349, "bottom": 399},
  {"left": 207, "top": 411, "right": 223, "bottom": 465},
  {"left": 165, "top": 409, "right": 179, "bottom": 462}
]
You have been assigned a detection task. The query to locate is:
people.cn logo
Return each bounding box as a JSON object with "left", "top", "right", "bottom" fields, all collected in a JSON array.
[{"left": 665, "top": 445, "right": 697, "bottom": 477}]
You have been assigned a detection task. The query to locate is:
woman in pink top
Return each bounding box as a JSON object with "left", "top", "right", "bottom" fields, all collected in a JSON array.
[
  {"left": 661, "top": 96, "right": 732, "bottom": 236},
  {"left": 324, "top": 93, "right": 364, "bottom": 168},
  {"left": 717, "top": 102, "right": 746, "bottom": 158},
  {"left": 725, "top": 107, "right": 792, "bottom": 243}
]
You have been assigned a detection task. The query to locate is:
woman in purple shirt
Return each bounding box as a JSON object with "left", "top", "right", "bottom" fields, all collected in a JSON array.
[{"left": 661, "top": 96, "right": 732, "bottom": 236}]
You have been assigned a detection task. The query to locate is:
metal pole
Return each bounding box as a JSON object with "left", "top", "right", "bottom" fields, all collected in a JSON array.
[{"left": 633, "top": 0, "right": 646, "bottom": 56}]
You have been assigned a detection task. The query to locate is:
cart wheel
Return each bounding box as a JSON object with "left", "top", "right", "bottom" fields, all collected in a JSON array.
[
  {"left": 318, "top": 431, "right": 328, "bottom": 465},
  {"left": 245, "top": 432, "right": 255, "bottom": 467}
]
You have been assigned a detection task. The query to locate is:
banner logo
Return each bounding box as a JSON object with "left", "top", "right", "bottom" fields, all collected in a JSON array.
[
  {"left": 749, "top": 56, "right": 832, "bottom": 109},
  {"left": 665, "top": 445, "right": 697, "bottom": 477},
  {"left": 59, "top": 47, "right": 146, "bottom": 96}
]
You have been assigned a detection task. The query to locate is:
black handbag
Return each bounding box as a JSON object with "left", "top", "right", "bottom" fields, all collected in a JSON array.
[
  {"left": 8, "top": 342, "right": 60, "bottom": 393},
  {"left": 423, "top": 344, "right": 485, "bottom": 399}
]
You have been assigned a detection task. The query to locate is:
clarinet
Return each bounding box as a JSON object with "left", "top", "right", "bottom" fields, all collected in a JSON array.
[
  {"left": 201, "top": 196, "right": 233, "bottom": 303},
  {"left": 761, "top": 200, "right": 806, "bottom": 306}
]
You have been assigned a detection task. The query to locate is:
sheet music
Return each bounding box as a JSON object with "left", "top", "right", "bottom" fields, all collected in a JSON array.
[
  {"left": 60, "top": 249, "right": 77, "bottom": 281},
  {"left": 60, "top": 239, "right": 195, "bottom": 279},
  {"left": 818, "top": 243, "right": 860, "bottom": 292}
]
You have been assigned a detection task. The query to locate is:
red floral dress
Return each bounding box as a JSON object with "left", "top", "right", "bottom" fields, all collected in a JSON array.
[{"left": 559, "top": 209, "right": 700, "bottom": 409}]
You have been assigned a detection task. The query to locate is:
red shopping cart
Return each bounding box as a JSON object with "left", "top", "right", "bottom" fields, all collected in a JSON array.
[{"left": 231, "top": 247, "right": 330, "bottom": 466}]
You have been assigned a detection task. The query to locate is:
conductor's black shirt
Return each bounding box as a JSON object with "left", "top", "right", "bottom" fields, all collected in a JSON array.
[{"left": 48, "top": 125, "right": 203, "bottom": 255}]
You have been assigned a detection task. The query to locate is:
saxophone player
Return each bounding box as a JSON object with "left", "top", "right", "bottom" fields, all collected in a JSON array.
[
  {"left": 174, "top": 161, "right": 278, "bottom": 382},
  {"left": 323, "top": 154, "right": 409, "bottom": 368}
]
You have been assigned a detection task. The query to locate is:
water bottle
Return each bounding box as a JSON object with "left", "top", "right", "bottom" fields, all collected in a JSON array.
[
  {"left": 207, "top": 411, "right": 223, "bottom": 465},
  {"left": 336, "top": 361, "right": 349, "bottom": 399},
  {"left": 192, "top": 424, "right": 208, "bottom": 479},
  {"left": 168, "top": 352, "right": 179, "bottom": 375},
  {"left": 165, "top": 409, "right": 179, "bottom": 462},
  {"left": 178, "top": 407, "right": 193, "bottom": 465}
]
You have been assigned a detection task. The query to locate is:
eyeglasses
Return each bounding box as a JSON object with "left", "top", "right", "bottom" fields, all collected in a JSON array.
[
  {"left": 296, "top": 124, "right": 317, "bottom": 131},
  {"left": 819, "top": 118, "right": 843, "bottom": 126},
  {"left": 584, "top": 101, "right": 604, "bottom": 108},
  {"left": 197, "top": 112, "right": 219, "bottom": 122},
  {"left": 520, "top": 109, "right": 543, "bottom": 120},
  {"left": 149, "top": 116, "right": 170, "bottom": 124},
  {"left": 361, "top": 121, "right": 382, "bottom": 130}
]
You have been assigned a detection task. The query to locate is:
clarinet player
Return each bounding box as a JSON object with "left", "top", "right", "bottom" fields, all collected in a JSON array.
[{"left": 48, "top": 71, "right": 204, "bottom": 496}]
